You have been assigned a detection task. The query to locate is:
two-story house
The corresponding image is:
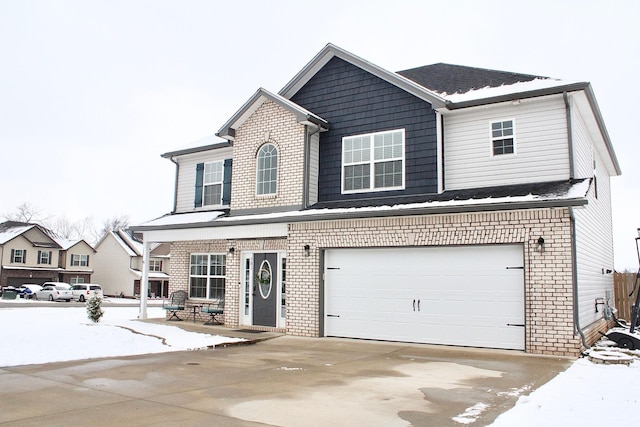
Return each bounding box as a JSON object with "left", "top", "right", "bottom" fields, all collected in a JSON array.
[
  {"left": 132, "top": 44, "right": 620, "bottom": 356},
  {"left": 0, "top": 221, "right": 95, "bottom": 287},
  {"left": 92, "top": 229, "right": 170, "bottom": 298},
  {"left": 57, "top": 239, "right": 96, "bottom": 284}
]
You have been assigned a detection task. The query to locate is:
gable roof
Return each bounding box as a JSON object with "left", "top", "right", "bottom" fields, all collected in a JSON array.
[
  {"left": 278, "top": 43, "right": 448, "bottom": 109},
  {"left": 0, "top": 221, "right": 61, "bottom": 248},
  {"left": 217, "top": 88, "right": 329, "bottom": 141}
]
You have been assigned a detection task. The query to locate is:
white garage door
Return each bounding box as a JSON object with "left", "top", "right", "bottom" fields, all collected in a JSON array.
[{"left": 324, "top": 245, "right": 525, "bottom": 350}]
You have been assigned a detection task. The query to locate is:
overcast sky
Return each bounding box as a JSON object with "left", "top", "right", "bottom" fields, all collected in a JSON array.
[{"left": 1, "top": 0, "right": 638, "bottom": 269}]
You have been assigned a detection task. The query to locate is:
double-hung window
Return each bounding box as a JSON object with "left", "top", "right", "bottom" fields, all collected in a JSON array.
[
  {"left": 491, "top": 120, "right": 515, "bottom": 155},
  {"left": 203, "top": 161, "right": 224, "bottom": 206},
  {"left": 37, "top": 250, "right": 52, "bottom": 265},
  {"left": 149, "top": 259, "right": 162, "bottom": 272},
  {"left": 189, "top": 254, "right": 226, "bottom": 300},
  {"left": 11, "top": 249, "right": 26, "bottom": 264},
  {"left": 342, "top": 129, "right": 405, "bottom": 193},
  {"left": 71, "top": 254, "right": 89, "bottom": 267}
]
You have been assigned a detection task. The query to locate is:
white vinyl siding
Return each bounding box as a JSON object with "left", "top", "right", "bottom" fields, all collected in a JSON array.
[
  {"left": 173, "top": 148, "right": 233, "bottom": 213},
  {"left": 444, "top": 96, "right": 569, "bottom": 190},
  {"left": 572, "top": 106, "right": 615, "bottom": 327}
]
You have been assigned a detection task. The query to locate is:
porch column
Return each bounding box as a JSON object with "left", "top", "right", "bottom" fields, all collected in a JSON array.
[{"left": 139, "top": 240, "right": 150, "bottom": 319}]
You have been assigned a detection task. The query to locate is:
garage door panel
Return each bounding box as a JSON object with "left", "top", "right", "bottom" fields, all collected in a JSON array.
[{"left": 325, "top": 245, "right": 525, "bottom": 350}]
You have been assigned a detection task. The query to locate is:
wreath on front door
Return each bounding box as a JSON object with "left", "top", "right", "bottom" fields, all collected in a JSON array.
[{"left": 256, "top": 268, "right": 271, "bottom": 286}]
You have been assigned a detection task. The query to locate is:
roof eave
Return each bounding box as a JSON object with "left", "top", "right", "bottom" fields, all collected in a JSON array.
[
  {"left": 445, "top": 82, "right": 590, "bottom": 110},
  {"left": 216, "top": 88, "right": 329, "bottom": 141},
  {"left": 161, "top": 141, "right": 232, "bottom": 158},
  {"left": 131, "top": 197, "right": 587, "bottom": 232}
]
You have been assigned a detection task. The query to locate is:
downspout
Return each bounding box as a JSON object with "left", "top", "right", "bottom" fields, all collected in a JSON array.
[
  {"left": 570, "top": 206, "right": 589, "bottom": 351},
  {"left": 303, "top": 124, "right": 322, "bottom": 209},
  {"left": 563, "top": 92, "right": 575, "bottom": 179},
  {"left": 169, "top": 156, "right": 179, "bottom": 214}
]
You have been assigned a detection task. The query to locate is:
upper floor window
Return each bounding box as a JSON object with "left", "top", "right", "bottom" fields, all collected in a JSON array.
[
  {"left": 203, "top": 161, "right": 224, "bottom": 206},
  {"left": 342, "top": 129, "right": 405, "bottom": 193},
  {"left": 491, "top": 120, "right": 515, "bottom": 155},
  {"left": 256, "top": 143, "right": 278, "bottom": 195},
  {"left": 149, "top": 259, "right": 163, "bottom": 272},
  {"left": 71, "top": 254, "right": 89, "bottom": 267},
  {"left": 37, "top": 250, "right": 52, "bottom": 265},
  {"left": 11, "top": 249, "right": 26, "bottom": 264}
]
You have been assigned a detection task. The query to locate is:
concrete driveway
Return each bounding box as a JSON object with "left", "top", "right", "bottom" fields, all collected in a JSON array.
[{"left": 0, "top": 332, "right": 571, "bottom": 426}]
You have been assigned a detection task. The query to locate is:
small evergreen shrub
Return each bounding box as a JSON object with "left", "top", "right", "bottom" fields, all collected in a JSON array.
[{"left": 86, "top": 295, "right": 104, "bottom": 323}]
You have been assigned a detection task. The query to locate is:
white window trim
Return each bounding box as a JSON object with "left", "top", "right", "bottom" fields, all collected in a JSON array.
[
  {"left": 189, "top": 253, "right": 226, "bottom": 300},
  {"left": 12, "top": 249, "right": 25, "bottom": 263},
  {"left": 256, "top": 143, "right": 278, "bottom": 196},
  {"left": 341, "top": 128, "right": 406, "bottom": 194},
  {"left": 203, "top": 161, "right": 224, "bottom": 206},
  {"left": 490, "top": 118, "right": 517, "bottom": 157}
]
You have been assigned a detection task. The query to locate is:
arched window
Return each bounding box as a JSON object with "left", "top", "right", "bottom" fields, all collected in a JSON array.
[{"left": 256, "top": 143, "right": 278, "bottom": 195}]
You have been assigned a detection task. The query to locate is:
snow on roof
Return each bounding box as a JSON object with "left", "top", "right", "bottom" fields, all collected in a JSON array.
[
  {"left": 0, "top": 224, "right": 34, "bottom": 245},
  {"left": 439, "top": 78, "right": 581, "bottom": 103},
  {"left": 136, "top": 180, "right": 589, "bottom": 230},
  {"left": 140, "top": 211, "right": 225, "bottom": 228}
]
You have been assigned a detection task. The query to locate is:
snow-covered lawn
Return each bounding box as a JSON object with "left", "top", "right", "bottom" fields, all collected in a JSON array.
[
  {"left": 1, "top": 299, "right": 639, "bottom": 426},
  {"left": 0, "top": 299, "right": 243, "bottom": 367}
]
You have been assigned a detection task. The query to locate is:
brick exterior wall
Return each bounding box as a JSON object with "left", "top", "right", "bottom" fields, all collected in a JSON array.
[
  {"left": 168, "top": 207, "right": 587, "bottom": 357},
  {"left": 169, "top": 238, "right": 287, "bottom": 326},
  {"left": 288, "top": 207, "right": 582, "bottom": 357},
  {"left": 231, "top": 100, "right": 306, "bottom": 211}
]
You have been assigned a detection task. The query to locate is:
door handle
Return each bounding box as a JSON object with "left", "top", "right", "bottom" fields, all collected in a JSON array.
[
  {"left": 413, "top": 299, "right": 416, "bottom": 311},
  {"left": 417, "top": 299, "right": 421, "bottom": 311}
]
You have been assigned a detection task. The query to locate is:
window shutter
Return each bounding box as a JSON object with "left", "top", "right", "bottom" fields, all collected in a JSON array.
[
  {"left": 48, "top": 251, "right": 52, "bottom": 265},
  {"left": 222, "top": 158, "right": 233, "bottom": 205},
  {"left": 194, "top": 163, "right": 204, "bottom": 208},
  {"left": 37, "top": 250, "right": 42, "bottom": 265},
  {"left": 10, "top": 249, "right": 14, "bottom": 263},
  {"left": 23, "top": 250, "right": 26, "bottom": 264},
  {"left": 86, "top": 255, "right": 90, "bottom": 266}
]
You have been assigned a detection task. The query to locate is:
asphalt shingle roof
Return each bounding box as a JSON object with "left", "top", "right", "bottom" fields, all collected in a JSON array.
[{"left": 397, "top": 63, "right": 546, "bottom": 95}]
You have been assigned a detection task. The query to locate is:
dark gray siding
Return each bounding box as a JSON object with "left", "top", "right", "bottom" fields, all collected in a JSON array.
[{"left": 291, "top": 57, "right": 438, "bottom": 202}]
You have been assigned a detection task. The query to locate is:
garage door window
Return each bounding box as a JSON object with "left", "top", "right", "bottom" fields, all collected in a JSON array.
[{"left": 342, "top": 129, "right": 405, "bottom": 193}]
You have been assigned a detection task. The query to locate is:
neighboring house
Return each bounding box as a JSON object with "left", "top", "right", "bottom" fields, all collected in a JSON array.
[
  {"left": 132, "top": 43, "right": 621, "bottom": 356},
  {"left": 0, "top": 221, "right": 95, "bottom": 286},
  {"left": 57, "top": 239, "right": 95, "bottom": 284},
  {"left": 92, "top": 230, "right": 170, "bottom": 297}
]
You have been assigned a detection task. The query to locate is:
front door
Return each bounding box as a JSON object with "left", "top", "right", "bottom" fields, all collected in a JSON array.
[{"left": 252, "top": 253, "right": 278, "bottom": 327}]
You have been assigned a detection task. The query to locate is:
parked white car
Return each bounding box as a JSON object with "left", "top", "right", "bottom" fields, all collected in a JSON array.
[
  {"left": 70, "top": 284, "right": 104, "bottom": 302},
  {"left": 34, "top": 284, "right": 73, "bottom": 302}
]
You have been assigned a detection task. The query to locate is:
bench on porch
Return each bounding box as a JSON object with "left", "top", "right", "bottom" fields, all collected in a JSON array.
[
  {"left": 201, "top": 299, "right": 224, "bottom": 325},
  {"left": 163, "top": 290, "right": 187, "bottom": 321}
]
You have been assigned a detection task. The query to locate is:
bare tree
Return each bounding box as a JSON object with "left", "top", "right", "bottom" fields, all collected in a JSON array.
[
  {"left": 98, "top": 215, "right": 130, "bottom": 239},
  {"left": 2, "top": 203, "right": 45, "bottom": 223}
]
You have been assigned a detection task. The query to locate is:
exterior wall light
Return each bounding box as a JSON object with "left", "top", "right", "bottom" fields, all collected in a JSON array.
[
  {"left": 303, "top": 245, "right": 310, "bottom": 257},
  {"left": 537, "top": 237, "right": 545, "bottom": 252},
  {"left": 228, "top": 247, "right": 235, "bottom": 255}
]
